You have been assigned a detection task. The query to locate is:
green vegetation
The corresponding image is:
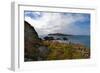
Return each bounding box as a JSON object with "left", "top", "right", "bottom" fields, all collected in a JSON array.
[
  {"left": 42, "top": 40, "right": 90, "bottom": 60},
  {"left": 44, "top": 36, "right": 54, "bottom": 40}
]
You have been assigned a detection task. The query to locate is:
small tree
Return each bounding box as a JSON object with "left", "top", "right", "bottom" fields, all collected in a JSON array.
[
  {"left": 56, "top": 38, "right": 61, "bottom": 40},
  {"left": 44, "top": 36, "right": 54, "bottom": 40},
  {"left": 63, "top": 37, "right": 68, "bottom": 40}
]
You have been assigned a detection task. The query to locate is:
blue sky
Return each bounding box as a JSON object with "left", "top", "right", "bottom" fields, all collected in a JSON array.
[{"left": 24, "top": 11, "right": 90, "bottom": 36}]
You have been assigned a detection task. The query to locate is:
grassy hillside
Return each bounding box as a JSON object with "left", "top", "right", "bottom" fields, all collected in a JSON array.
[{"left": 42, "top": 40, "right": 90, "bottom": 60}]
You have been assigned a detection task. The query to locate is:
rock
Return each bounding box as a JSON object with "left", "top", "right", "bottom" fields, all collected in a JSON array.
[
  {"left": 24, "top": 21, "right": 41, "bottom": 61},
  {"left": 38, "top": 46, "right": 50, "bottom": 60}
]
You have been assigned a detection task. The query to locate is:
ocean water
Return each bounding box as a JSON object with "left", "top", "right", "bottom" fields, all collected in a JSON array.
[
  {"left": 66, "top": 35, "right": 90, "bottom": 48},
  {"left": 39, "top": 35, "right": 90, "bottom": 48}
]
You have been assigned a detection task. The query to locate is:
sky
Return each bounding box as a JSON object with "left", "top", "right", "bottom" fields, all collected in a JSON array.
[{"left": 24, "top": 11, "right": 90, "bottom": 36}]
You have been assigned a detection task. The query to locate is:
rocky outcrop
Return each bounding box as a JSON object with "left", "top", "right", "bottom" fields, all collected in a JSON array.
[{"left": 24, "top": 21, "right": 41, "bottom": 61}]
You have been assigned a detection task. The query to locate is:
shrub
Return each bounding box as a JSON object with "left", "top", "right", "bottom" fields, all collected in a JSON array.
[{"left": 44, "top": 36, "right": 54, "bottom": 40}]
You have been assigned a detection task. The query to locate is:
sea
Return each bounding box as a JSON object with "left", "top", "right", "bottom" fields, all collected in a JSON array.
[
  {"left": 65, "top": 35, "right": 90, "bottom": 48},
  {"left": 39, "top": 35, "right": 90, "bottom": 48}
]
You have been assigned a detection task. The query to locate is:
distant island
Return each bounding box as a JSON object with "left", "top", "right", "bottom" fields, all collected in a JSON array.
[
  {"left": 48, "top": 33, "right": 90, "bottom": 36},
  {"left": 48, "top": 33, "right": 72, "bottom": 36}
]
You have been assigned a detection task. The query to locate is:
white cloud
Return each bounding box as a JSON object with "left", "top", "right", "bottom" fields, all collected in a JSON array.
[{"left": 25, "top": 12, "right": 90, "bottom": 36}]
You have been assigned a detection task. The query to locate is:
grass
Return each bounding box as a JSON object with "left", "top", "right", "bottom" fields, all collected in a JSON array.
[
  {"left": 42, "top": 40, "right": 90, "bottom": 60},
  {"left": 25, "top": 40, "right": 90, "bottom": 61}
]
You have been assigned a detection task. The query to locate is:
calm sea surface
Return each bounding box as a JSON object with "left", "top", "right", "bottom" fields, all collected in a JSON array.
[
  {"left": 66, "top": 35, "right": 90, "bottom": 48},
  {"left": 40, "top": 35, "right": 90, "bottom": 48}
]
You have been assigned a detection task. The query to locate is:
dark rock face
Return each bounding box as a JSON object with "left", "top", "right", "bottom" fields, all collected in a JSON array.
[
  {"left": 24, "top": 21, "right": 39, "bottom": 39},
  {"left": 24, "top": 21, "right": 41, "bottom": 61}
]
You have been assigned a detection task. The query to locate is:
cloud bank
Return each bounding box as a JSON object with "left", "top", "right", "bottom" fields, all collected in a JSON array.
[{"left": 24, "top": 11, "right": 90, "bottom": 36}]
